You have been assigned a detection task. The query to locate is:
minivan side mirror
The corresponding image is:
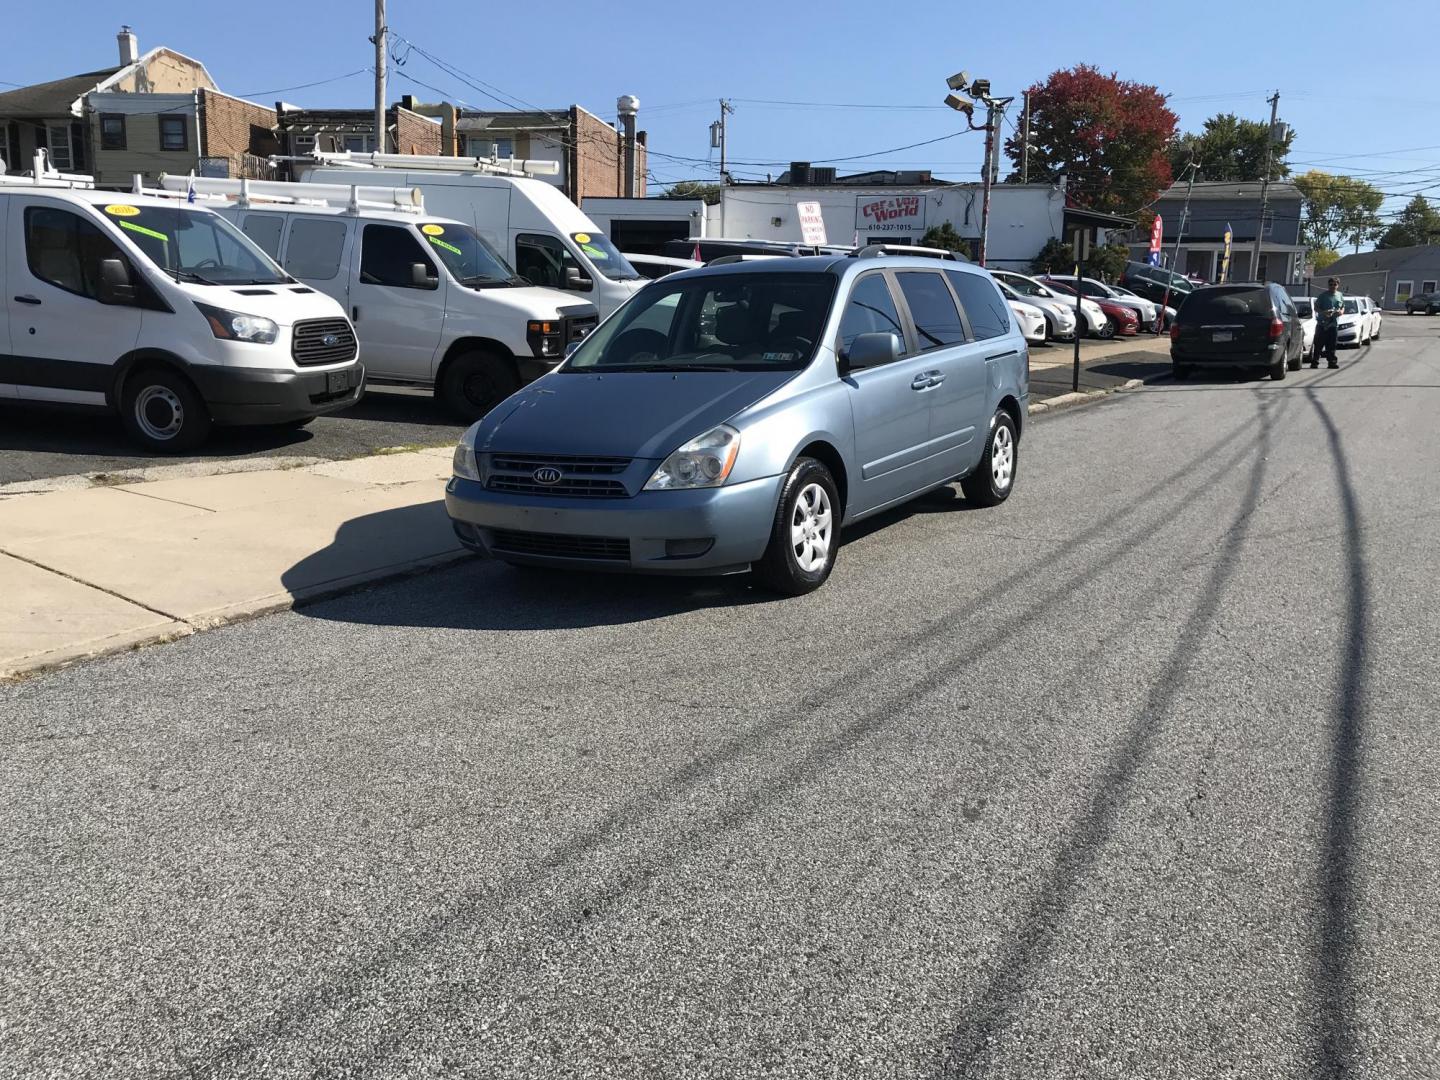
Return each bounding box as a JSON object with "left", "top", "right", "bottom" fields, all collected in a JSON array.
[
  {"left": 565, "top": 266, "right": 593, "bottom": 292},
  {"left": 411, "top": 262, "right": 437, "bottom": 289},
  {"left": 97, "top": 257, "right": 136, "bottom": 305},
  {"left": 841, "top": 331, "right": 901, "bottom": 374}
]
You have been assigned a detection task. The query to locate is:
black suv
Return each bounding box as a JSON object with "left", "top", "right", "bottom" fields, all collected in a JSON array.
[
  {"left": 1168, "top": 282, "right": 1305, "bottom": 380},
  {"left": 1405, "top": 291, "right": 1440, "bottom": 315}
]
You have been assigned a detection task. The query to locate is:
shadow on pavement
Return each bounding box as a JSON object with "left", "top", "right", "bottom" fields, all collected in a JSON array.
[{"left": 1029, "top": 355, "right": 1171, "bottom": 398}]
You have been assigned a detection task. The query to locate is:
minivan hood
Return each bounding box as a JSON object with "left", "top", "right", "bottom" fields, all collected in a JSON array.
[{"left": 475, "top": 369, "right": 796, "bottom": 460}]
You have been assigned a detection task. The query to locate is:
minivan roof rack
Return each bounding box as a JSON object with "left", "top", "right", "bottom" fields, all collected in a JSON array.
[
  {"left": 145, "top": 173, "right": 426, "bottom": 215},
  {"left": 853, "top": 244, "right": 963, "bottom": 262},
  {"left": 274, "top": 149, "right": 561, "bottom": 179}
]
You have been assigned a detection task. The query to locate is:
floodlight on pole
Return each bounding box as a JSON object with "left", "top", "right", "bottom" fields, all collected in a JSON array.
[
  {"left": 946, "top": 70, "right": 970, "bottom": 92},
  {"left": 943, "top": 93, "right": 975, "bottom": 117},
  {"left": 969, "top": 78, "right": 992, "bottom": 100}
]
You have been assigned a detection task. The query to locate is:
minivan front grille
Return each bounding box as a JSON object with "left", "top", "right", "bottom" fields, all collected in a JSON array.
[
  {"left": 292, "top": 318, "right": 357, "bottom": 366},
  {"left": 489, "top": 529, "right": 630, "bottom": 561},
  {"left": 486, "top": 453, "right": 631, "bottom": 498}
]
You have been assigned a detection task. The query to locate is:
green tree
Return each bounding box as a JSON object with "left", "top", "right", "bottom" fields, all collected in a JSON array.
[
  {"left": 1310, "top": 248, "right": 1340, "bottom": 272},
  {"left": 663, "top": 181, "right": 722, "bottom": 205},
  {"left": 1376, "top": 195, "right": 1440, "bottom": 249},
  {"left": 1088, "top": 243, "right": 1131, "bottom": 283},
  {"left": 1168, "top": 113, "right": 1293, "bottom": 183},
  {"left": 921, "top": 222, "right": 972, "bottom": 258},
  {"left": 1294, "top": 170, "right": 1384, "bottom": 253},
  {"left": 1003, "top": 65, "right": 1178, "bottom": 215},
  {"left": 1030, "top": 237, "right": 1074, "bottom": 274}
]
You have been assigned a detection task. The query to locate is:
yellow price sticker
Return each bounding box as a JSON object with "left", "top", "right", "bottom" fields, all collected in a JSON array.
[
  {"left": 574, "top": 232, "right": 591, "bottom": 244},
  {"left": 104, "top": 204, "right": 141, "bottom": 217},
  {"left": 421, "top": 224, "right": 445, "bottom": 236}
]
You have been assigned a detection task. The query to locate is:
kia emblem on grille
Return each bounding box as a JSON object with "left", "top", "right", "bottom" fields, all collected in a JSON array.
[
  {"left": 532, "top": 467, "right": 563, "bottom": 485},
  {"left": 321, "top": 333, "right": 340, "bottom": 346}
]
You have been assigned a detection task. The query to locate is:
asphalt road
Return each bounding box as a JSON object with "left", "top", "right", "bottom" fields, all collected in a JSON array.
[
  {"left": 0, "top": 386, "right": 467, "bottom": 487},
  {"left": 3, "top": 321, "right": 1438, "bottom": 1078}
]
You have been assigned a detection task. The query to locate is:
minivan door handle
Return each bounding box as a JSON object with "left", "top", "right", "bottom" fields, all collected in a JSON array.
[
  {"left": 926, "top": 370, "right": 946, "bottom": 386},
  {"left": 911, "top": 373, "right": 935, "bottom": 390},
  {"left": 14, "top": 295, "right": 41, "bottom": 305}
]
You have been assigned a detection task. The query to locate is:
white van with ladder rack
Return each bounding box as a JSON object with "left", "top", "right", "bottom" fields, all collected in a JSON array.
[
  {"left": 150, "top": 174, "right": 598, "bottom": 420},
  {"left": 0, "top": 152, "right": 361, "bottom": 451},
  {"left": 281, "top": 150, "right": 646, "bottom": 320}
]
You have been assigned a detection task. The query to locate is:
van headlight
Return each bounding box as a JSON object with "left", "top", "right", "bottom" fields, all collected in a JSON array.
[
  {"left": 644, "top": 425, "right": 740, "bottom": 490},
  {"left": 452, "top": 441, "right": 480, "bottom": 481},
  {"left": 195, "top": 303, "right": 278, "bottom": 344}
]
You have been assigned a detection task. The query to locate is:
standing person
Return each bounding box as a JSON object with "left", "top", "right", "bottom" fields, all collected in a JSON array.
[{"left": 1312, "top": 277, "right": 1344, "bottom": 369}]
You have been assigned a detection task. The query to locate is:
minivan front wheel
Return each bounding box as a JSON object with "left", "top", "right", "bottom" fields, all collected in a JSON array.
[
  {"left": 755, "top": 457, "right": 839, "bottom": 596},
  {"left": 961, "top": 410, "right": 1018, "bottom": 507},
  {"left": 120, "top": 367, "right": 211, "bottom": 452}
]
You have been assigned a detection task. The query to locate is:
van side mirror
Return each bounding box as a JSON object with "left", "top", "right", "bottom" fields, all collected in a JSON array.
[
  {"left": 565, "top": 266, "right": 593, "bottom": 292},
  {"left": 841, "top": 331, "right": 901, "bottom": 374},
  {"left": 411, "top": 262, "right": 437, "bottom": 289},
  {"left": 97, "top": 257, "right": 135, "bottom": 305}
]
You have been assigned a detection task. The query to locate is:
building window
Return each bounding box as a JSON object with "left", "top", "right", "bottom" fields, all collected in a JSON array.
[
  {"left": 100, "top": 114, "right": 126, "bottom": 150},
  {"left": 159, "top": 115, "right": 188, "bottom": 151},
  {"left": 466, "top": 136, "right": 513, "bottom": 159},
  {"left": 1396, "top": 280, "right": 1414, "bottom": 304},
  {"left": 45, "top": 124, "right": 73, "bottom": 171},
  {"left": 292, "top": 134, "right": 316, "bottom": 153},
  {"left": 1424, "top": 280, "right": 1437, "bottom": 295}
]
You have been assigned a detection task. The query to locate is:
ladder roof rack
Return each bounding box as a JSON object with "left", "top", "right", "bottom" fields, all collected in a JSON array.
[
  {"left": 0, "top": 150, "right": 96, "bottom": 189},
  {"left": 275, "top": 149, "right": 561, "bottom": 179},
  {"left": 149, "top": 173, "right": 426, "bottom": 215}
]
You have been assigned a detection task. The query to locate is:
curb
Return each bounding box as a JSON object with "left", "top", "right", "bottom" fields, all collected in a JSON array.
[
  {"left": 0, "top": 547, "right": 470, "bottom": 685},
  {"left": 1028, "top": 375, "right": 1160, "bottom": 416}
]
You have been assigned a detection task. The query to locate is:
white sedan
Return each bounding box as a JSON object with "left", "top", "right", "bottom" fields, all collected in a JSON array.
[
  {"left": 1008, "top": 300, "right": 1047, "bottom": 345},
  {"left": 1293, "top": 297, "right": 1318, "bottom": 359},
  {"left": 1336, "top": 298, "right": 1371, "bottom": 347}
]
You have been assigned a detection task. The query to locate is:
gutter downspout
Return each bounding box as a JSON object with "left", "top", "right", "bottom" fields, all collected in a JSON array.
[{"left": 194, "top": 89, "right": 204, "bottom": 174}]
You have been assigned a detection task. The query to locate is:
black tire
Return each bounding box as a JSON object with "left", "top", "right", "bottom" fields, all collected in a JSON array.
[
  {"left": 754, "top": 457, "right": 840, "bottom": 596},
  {"left": 1269, "top": 353, "right": 1287, "bottom": 380},
  {"left": 439, "top": 350, "right": 520, "bottom": 423},
  {"left": 119, "top": 367, "right": 212, "bottom": 453},
  {"left": 960, "top": 409, "right": 1018, "bottom": 508}
]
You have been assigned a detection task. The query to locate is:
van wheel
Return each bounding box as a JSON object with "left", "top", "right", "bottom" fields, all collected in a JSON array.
[
  {"left": 960, "top": 410, "right": 1018, "bottom": 507},
  {"left": 1270, "top": 354, "right": 1287, "bottom": 380},
  {"left": 440, "top": 350, "right": 519, "bottom": 422},
  {"left": 754, "top": 457, "right": 839, "bottom": 596},
  {"left": 120, "top": 367, "right": 211, "bottom": 452}
]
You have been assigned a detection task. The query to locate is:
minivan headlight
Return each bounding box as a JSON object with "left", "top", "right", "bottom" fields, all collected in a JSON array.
[
  {"left": 452, "top": 441, "right": 480, "bottom": 481},
  {"left": 195, "top": 302, "right": 278, "bottom": 344},
  {"left": 644, "top": 425, "right": 740, "bottom": 490}
]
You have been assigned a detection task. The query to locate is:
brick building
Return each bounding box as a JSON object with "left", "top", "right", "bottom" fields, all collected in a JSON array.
[
  {"left": 87, "top": 89, "right": 279, "bottom": 185},
  {"left": 274, "top": 105, "right": 441, "bottom": 159},
  {"left": 452, "top": 104, "right": 646, "bottom": 204}
]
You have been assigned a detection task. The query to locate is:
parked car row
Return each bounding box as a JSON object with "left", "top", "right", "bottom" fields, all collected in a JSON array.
[{"left": 1404, "top": 291, "right": 1440, "bottom": 315}]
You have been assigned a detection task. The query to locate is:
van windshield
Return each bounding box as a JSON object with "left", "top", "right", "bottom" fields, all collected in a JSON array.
[
  {"left": 570, "top": 232, "right": 641, "bottom": 281},
  {"left": 564, "top": 272, "right": 836, "bottom": 373},
  {"left": 419, "top": 222, "right": 519, "bottom": 287},
  {"left": 102, "top": 203, "right": 287, "bottom": 285}
]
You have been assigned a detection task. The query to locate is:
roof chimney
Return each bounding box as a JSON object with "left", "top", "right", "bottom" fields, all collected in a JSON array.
[{"left": 117, "top": 25, "right": 138, "bottom": 66}]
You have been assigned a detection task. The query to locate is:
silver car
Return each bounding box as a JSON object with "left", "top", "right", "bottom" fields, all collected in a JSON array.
[{"left": 447, "top": 253, "right": 1029, "bottom": 595}]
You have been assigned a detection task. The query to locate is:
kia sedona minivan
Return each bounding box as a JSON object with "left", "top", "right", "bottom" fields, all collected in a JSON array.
[
  {"left": 0, "top": 181, "right": 361, "bottom": 451},
  {"left": 1169, "top": 282, "right": 1304, "bottom": 380},
  {"left": 447, "top": 252, "right": 1029, "bottom": 595}
]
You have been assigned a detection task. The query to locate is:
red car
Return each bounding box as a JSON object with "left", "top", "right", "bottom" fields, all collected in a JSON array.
[{"left": 1039, "top": 277, "right": 1140, "bottom": 337}]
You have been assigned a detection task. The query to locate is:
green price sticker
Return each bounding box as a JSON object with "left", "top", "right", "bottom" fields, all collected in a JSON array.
[
  {"left": 581, "top": 243, "right": 606, "bottom": 259},
  {"left": 119, "top": 220, "right": 169, "bottom": 242},
  {"left": 428, "top": 236, "right": 462, "bottom": 256}
]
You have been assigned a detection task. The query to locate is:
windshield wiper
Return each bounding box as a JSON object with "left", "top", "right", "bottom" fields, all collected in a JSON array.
[
  {"left": 460, "top": 276, "right": 508, "bottom": 287},
  {"left": 165, "top": 268, "right": 222, "bottom": 285},
  {"left": 641, "top": 363, "right": 741, "bottom": 372}
]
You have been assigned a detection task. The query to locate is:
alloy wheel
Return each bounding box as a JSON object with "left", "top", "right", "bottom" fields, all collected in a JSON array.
[
  {"left": 789, "top": 483, "right": 833, "bottom": 573},
  {"left": 991, "top": 423, "right": 1015, "bottom": 491}
]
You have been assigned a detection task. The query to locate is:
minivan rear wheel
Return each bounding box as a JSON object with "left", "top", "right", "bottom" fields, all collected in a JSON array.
[
  {"left": 960, "top": 409, "right": 1018, "bottom": 507},
  {"left": 754, "top": 457, "right": 839, "bottom": 596},
  {"left": 440, "top": 350, "right": 519, "bottom": 422},
  {"left": 119, "top": 367, "right": 211, "bottom": 452}
]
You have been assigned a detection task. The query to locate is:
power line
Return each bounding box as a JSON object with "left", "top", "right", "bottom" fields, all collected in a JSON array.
[{"left": 236, "top": 69, "right": 372, "bottom": 100}]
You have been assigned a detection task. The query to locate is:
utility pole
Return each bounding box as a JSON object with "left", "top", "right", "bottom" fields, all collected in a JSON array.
[
  {"left": 713, "top": 99, "right": 734, "bottom": 185},
  {"left": 1251, "top": 90, "right": 1280, "bottom": 280},
  {"left": 977, "top": 96, "right": 1012, "bottom": 267},
  {"left": 372, "top": 0, "right": 388, "bottom": 154},
  {"left": 1021, "top": 91, "right": 1031, "bottom": 184}
]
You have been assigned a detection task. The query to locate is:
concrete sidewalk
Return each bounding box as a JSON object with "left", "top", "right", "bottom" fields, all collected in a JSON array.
[
  {"left": 0, "top": 340, "right": 1170, "bottom": 681},
  {"left": 0, "top": 448, "right": 463, "bottom": 679}
]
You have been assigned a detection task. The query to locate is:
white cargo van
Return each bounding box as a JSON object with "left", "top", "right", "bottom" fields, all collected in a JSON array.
[
  {"left": 157, "top": 175, "right": 598, "bottom": 420},
  {"left": 288, "top": 152, "right": 646, "bottom": 319},
  {"left": 0, "top": 160, "right": 361, "bottom": 451}
]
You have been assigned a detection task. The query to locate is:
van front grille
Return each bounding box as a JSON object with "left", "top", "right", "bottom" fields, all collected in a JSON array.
[
  {"left": 485, "top": 453, "right": 631, "bottom": 498},
  {"left": 292, "top": 318, "right": 357, "bottom": 366}
]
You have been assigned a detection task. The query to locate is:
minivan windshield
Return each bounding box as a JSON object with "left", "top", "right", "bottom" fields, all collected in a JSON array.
[
  {"left": 571, "top": 232, "right": 641, "bottom": 281},
  {"left": 419, "top": 221, "right": 519, "bottom": 287},
  {"left": 103, "top": 203, "right": 287, "bottom": 285},
  {"left": 564, "top": 272, "right": 836, "bottom": 373}
]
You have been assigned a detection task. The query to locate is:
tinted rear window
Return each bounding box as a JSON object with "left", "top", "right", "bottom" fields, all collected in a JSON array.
[{"left": 1180, "top": 287, "right": 1271, "bottom": 320}]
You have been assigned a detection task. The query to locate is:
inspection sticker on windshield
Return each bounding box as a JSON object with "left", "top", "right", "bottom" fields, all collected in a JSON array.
[
  {"left": 118, "top": 220, "right": 169, "bottom": 242},
  {"left": 421, "top": 224, "right": 445, "bottom": 236},
  {"left": 574, "top": 232, "right": 591, "bottom": 244},
  {"left": 104, "top": 204, "right": 141, "bottom": 217},
  {"left": 762, "top": 351, "right": 795, "bottom": 363},
  {"left": 427, "top": 236, "right": 462, "bottom": 255}
]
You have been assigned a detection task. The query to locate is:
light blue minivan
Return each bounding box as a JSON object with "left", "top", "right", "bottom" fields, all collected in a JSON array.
[{"left": 446, "top": 252, "right": 1028, "bottom": 594}]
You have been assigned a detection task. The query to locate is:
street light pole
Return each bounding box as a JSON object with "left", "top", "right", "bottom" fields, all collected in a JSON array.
[
  {"left": 979, "top": 101, "right": 997, "bottom": 267},
  {"left": 373, "top": 0, "right": 388, "bottom": 154},
  {"left": 1251, "top": 90, "right": 1280, "bottom": 280}
]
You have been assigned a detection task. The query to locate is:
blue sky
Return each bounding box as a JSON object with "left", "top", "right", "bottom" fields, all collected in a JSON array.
[{"left": 7, "top": 0, "right": 1434, "bottom": 223}]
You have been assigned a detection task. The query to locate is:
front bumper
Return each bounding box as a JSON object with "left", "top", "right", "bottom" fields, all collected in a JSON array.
[
  {"left": 187, "top": 361, "right": 365, "bottom": 425},
  {"left": 445, "top": 473, "right": 784, "bottom": 574}
]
